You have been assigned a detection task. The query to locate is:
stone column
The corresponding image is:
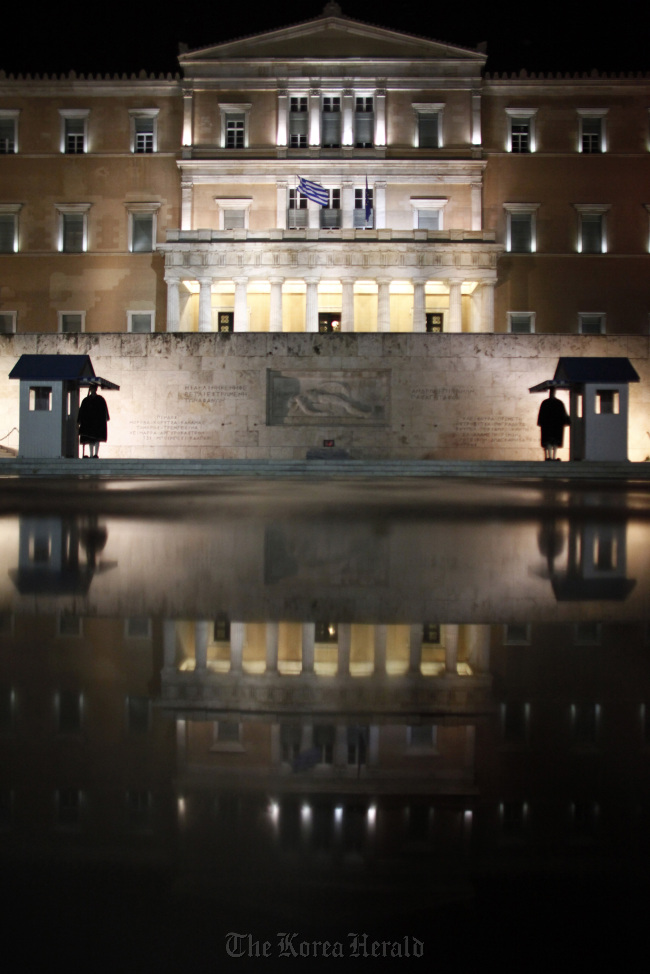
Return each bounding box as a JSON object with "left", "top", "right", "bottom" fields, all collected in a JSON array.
[
  {"left": 230, "top": 622, "right": 245, "bottom": 674},
  {"left": 375, "top": 90, "right": 386, "bottom": 146},
  {"left": 165, "top": 274, "right": 181, "bottom": 332},
  {"left": 448, "top": 281, "right": 463, "bottom": 333},
  {"left": 341, "top": 179, "right": 354, "bottom": 229},
  {"left": 377, "top": 278, "right": 391, "bottom": 333},
  {"left": 409, "top": 624, "right": 423, "bottom": 674},
  {"left": 307, "top": 200, "right": 320, "bottom": 230},
  {"left": 481, "top": 280, "right": 495, "bottom": 333},
  {"left": 374, "top": 180, "right": 386, "bottom": 229},
  {"left": 472, "top": 92, "right": 482, "bottom": 146},
  {"left": 182, "top": 90, "right": 193, "bottom": 148},
  {"left": 181, "top": 180, "right": 192, "bottom": 231},
  {"left": 195, "top": 620, "right": 211, "bottom": 671},
  {"left": 266, "top": 622, "right": 278, "bottom": 674},
  {"left": 277, "top": 90, "right": 288, "bottom": 146},
  {"left": 444, "top": 624, "right": 459, "bottom": 674},
  {"left": 342, "top": 90, "right": 354, "bottom": 147},
  {"left": 341, "top": 277, "right": 355, "bottom": 332},
  {"left": 374, "top": 625, "right": 386, "bottom": 675},
  {"left": 269, "top": 277, "right": 284, "bottom": 332},
  {"left": 309, "top": 88, "right": 321, "bottom": 146},
  {"left": 412, "top": 281, "right": 426, "bottom": 333},
  {"left": 233, "top": 277, "right": 249, "bottom": 332},
  {"left": 276, "top": 180, "right": 288, "bottom": 229},
  {"left": 471, "top": 183, "right": 482, "bottom": 231},
  {"left": 305, "top": 277, "right": 319, "bottom": 333},
  {"left": 301, "top": 623, "right": 315, "bottom": 675},
  {"left": 198, "top": 277, "right": 213, "bottom": 332},
  {"left": 337, "top": 623, "right": 350, "bottom": 676}
]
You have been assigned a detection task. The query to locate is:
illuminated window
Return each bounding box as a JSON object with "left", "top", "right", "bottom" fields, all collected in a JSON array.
[
  {"left": 320, "top": 188, "right": 341, "bottom": 229},
  {"left": 127, "top": 312, "right": 154, "bottom": 334},
  {"left": 0, "top": 111, "right": 18, "bottom": 153},
  {"left": 287, "top": 188, "right": 308, "bottom": 228},
  {"left": 354, "top": 185, "right": 373, "bottom": 228},
  {"left": 595, "top": 389, "right": 619, "bottom": 414},
  {"left": 130, "top": 110, "right": 158, "bottom": 153},
  {"left": 504, "top": 204, "right": 539, "bottom": 252},
  {"left": 578, "top": 111, "right": 606, "bottom": 153},
  {"left": 289, "top": 96, "right": 308, "bottom": 148},
  {"left": 508, "top": 312, "right": 535, "bottom": 334},
  {"left": 60, "top": 111, "right": 88, "bottom": 153},
  {"left": 354, "top": 96, "right": 374, "bottom": 147},
  {"left": 0, "top": 205, "right": 20, "bottom": 252},
  {"left": 575, "top": 205, "right": 609, "bottom": 253},
  {"left": 57, "top": 204, "right": 90, "bottom": 253},
  {"left": 321, "top": 96, "right": 341, "bottom": 147},
  {"left": 413, "top": 103, "right": 443, "bottom": 148},
  {"left": 411, "top": 197, "right": 447, "bottom": 230},
  {"left": 29, "top": 386, "right": 52, "bottom": 411},
  {"left": 506, "top": 109, "right": 537, "bottom": 152},
  {"left": 214, "top": 197, "right": 251, "bottom": 230},
  {"left": 426, "top": 313, "right": 444, "bottom": 333},
  {"left": 213, "top": 616, "right": 230, "bottom": 642},
  {"left": 579, "top": 313, "right": 606, "bottom": 335},
  {"left": 219, "top": 104, "right": 251, "bottom": 149}
]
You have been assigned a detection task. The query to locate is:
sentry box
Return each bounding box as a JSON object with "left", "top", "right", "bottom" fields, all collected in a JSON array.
[{"left": 9, "top": 354, "right": 119, "bottom": 459}]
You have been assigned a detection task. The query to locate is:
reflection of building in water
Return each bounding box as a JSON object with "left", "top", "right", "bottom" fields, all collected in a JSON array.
[{"left": 8, "top": 515, "right": 113, "bottom": 597}]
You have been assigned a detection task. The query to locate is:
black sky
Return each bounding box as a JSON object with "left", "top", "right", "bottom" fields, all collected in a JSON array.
[{"left": 3, "top": 1, "right": 646, "bottom": 77}]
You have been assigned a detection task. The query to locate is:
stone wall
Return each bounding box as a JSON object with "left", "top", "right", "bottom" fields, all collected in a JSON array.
[{"left": 1, "top": 333, "right": 649, "bottom": 460}]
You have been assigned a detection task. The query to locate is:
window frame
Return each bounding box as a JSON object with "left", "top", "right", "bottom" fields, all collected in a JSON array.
[
  {"left": 410, "top": 197, "right": 447, "bottom": 231},
  {"left": 56, "top": 203, "right": 90, "bottom": 253},
  {"left": 508, "top": 311, "right": 536, "bottom": 334},
  {"left": 214, "top": 197, "right": 252, "bottom": 230},
  {"left": 59, "top": 109, "right": 89, "bottom": 154},
  {"left": 129, "top": 109, "right": 159, "bottom": 153},
  {"left": 320, "top": 188, "right": 341, "bottom": 229},
  {"left": 127, "top": 311, "right": 155, "bottom": 334},
  {"left": 219, "top": 103, "right": 251, "bottom": 149},
  {"left": 505, "top": 108, "right": 537, "bottom": 153},
  {"left": 578, "top": 312, "right": 606, "bottom": 335},
  {"left": 321, "top": 95, "right": 342, "bottom": 148},
  {"left": 353, "top": 94, "right": 374, "bottom": 148},
  {"left": 575, "top": 204, "right": 609, "bottom": 254},
  {"left": 0, "top": 311, "right": 17, "bottom": 334},
  {"left": 413, "top": 102, "right": 444, "bottom": 149},
  {"left": 577, "top": 110, "right": 607, "bottom": 153},
  {"left": 0, "top": 110, "right": 19, "bottom": 154},
  {"left": 126, "top": 202, "right": 160, "bottom": 253},
  {"left": 0, "top": 204, "right": 20, "bottom": 253},
  {"left": 288, "top": 95, "right": 308, "bottom": 148},
  {"left": 57, "top": 311, "right": 86, "bottom": 334},
  {"left": 504, "top": 203, "right": 540, "bottom": 253}
]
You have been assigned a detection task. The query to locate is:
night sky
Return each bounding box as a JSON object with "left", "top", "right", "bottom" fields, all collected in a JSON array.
[{"left": 3, "top": 1, "right": 646, "bottom": 77}]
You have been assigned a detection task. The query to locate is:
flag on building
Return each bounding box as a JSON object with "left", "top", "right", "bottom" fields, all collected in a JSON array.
[{"left": 298, "top": 177, "right": 329, "bottom": 206}]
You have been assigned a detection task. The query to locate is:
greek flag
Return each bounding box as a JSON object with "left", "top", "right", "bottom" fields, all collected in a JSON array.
[{"left": 298, "top": 176, "right": 329, "bottom": 207}]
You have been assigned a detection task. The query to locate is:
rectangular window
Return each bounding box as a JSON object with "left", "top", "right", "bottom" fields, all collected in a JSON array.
[
  {"left": 131, "top": 213, "right": 154, "bottom": 252},
  {"left": 0, "top": 214, "right": 16, "bottom": 253},
  {"left": 62, "top": 213, "right": 84, "bottom": 253},
  {"left": 354, "top": 96, "right": 374, "bottom": 147},
  {"left": 417, "top": 209, "right": 441, "bottom": 231},
  {"left": 580, "top": 114, "right": 605, "bottom": 153},
  {"left": 418, "top": 112, "right": 440, "bottom": 148},
  {"left": 580, "top": 214, "right": 604, "bottom": 253},
  {"left": 127, "top": 312, "right": 154, "bottom": 333},
  {"left": 506, "top": 110, "right": 536, "bottom": 153},
  {"left": 29, "top": 387, "right": 52, "bottom": 411},
  {"left": 289, "top": 96, "right": 308, "bottom": 148},
  {"left": 64, "top": 116, "right": 85, "bottom": 154},
  {"left": 0, "top": 115, "right": 17, "bottom": 153},
  {"left": 287, "top": 188, "right": 308, "bottom": 228},
  {"left": 354, "top": 186, "right": 373, "bottom": 228},
  {"left": 321, "top": 96, "right": 341, "bottom": 148},
  {"left": 225, "top": 114, "right": 245, "bottom": 148},
  {"left": 134, "top": 116, "right": 154, "bottom": 153},
  {"left": 579, "top": 313, "right": 605, "bottom": 335},
  {"left": 320, "top": 188, "right": 341, "bottom": 228},
  {"left": 60, "top": 313, "right": 83, "bottom": 334},
  {"left": 509, "top": 212, "right": 533, "bottom": 252},
  {"left": 223, "top": 209, "right": 246, "bottom": 230},
  {"left": 596, "top": 389, "right": 619, "bottom": 415},
  {"left": 508, "top": 312, "right": 535, "bottom": 333},
  {"left": 0, "top": 313, "right": 16, "bottom": 334},
  {"left": 425, "top": 313, "right": 443, "bottom": 333}
]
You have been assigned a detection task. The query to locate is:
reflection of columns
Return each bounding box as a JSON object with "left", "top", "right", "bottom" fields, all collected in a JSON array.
[
  {"left": 165, "top": 275, "right": 180, "bottom": 332},
  {"left": 301, "top": 623, "right": 315, "bottom": 674},
  {"left": 198, "top": 277, "right": 212, "bottom": 332},
  {"left": 233, "top": 277, "right": 249, "bottom": 332},
  {"left": 444, "top": 624, "right": 459, "bottom": 674},
  {"left": 409, "top": 624, "right": 423, "bottom": 674},
  {"left": 195, "top": 620, "right": 211, "bottom": 671},
  {"left": 471, "top": 183, "right": 482, "bottom": 231},
  {"left": 277, "top": 90, "right": 288, "bottom": 146},
  {"left": 467, "top": 624, "right": 490, "bottom": 673},
  {"left": 305, "top": 277, "right": 319, "bottom": 333},
  {"left": 300, "top": 723, "right": 313, "bottom": 752},
  {"left": 230, "top": 622, "right": 245, "bottom": 674},
  {"left": 269, "top": 277, "right": 284, "bottom": 332},
  {"left": 341, "top": 277, "right": 355, "bottom": 333},
  {"left": 334, "top": 725, "right": 347, "bottom": 766},
  {"left": 377, "top": 278, "right": 391, "bottom": 333},
  {"left": 374, "top": 625, "right": 386, "bottom": 674},
  {"left": 266, "top": 623, "right": 278, "bottom": 673},
  {"left": 341, "top": 180, "right": 354, "bottom": 229},
  {"left": 481, "top": 280, "right": 495, "bottom": 333},
  {"left": 448, "top": 281, "right": 462, "bottom": 333},
  {"left": 375, "top": 180, "right": 386, "bottom": 229},
  {"left": 337, "top": 623, "right": 350, "bottom": 676},
  {"left": 163, "top": 621, "right": 177, "bottom": 669},
  {"left": 412, "top": 281, "right": 426, "bottom": 333}
]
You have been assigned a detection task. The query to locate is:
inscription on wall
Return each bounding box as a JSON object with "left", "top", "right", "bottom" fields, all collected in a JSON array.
[
  {"left": 129, "top": 417, "right": 207, "bottom": 443},
  {"left": 180, "top": 383, "right": 248, "bottom": 403},
  {"left": 446, "top": 416, "right": 532, "bottom": 448}
]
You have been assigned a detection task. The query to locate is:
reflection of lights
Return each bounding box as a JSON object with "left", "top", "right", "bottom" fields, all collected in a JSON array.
[
  {"left": 328, "top": 625, "right": 336, "bottom": 637},
  {"left": 269, "top": 801, "right": 280, "bottom": 823},
  {"left": 177, "top": 796, "right": 186, "bottom": 819},
  {"left": 301, "top": 803, "right": 311, "bottom": 822},
  {"left": 334, "top": 806, "right": 343, "bottom": 824},
  {"left": 463, "top": 809, "right": 473, "bottom": 828},
  {"left": 367, "top": 804, "right": 377, "bottom": 828}
]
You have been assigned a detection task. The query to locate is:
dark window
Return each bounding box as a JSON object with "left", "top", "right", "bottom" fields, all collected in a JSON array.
[
  {"left": 64, "top": 117, "right": 85, "bottom": 154},
  {"left": 131, "top": 213, "right": 153, "bottom": 252},
  {"left": 418, "top": 113, "right": 440, "bottom": 148}
]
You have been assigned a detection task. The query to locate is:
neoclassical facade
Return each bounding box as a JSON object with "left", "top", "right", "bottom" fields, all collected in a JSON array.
[{"left": 1, "top": 5, "right": 649, "bottom": 337}]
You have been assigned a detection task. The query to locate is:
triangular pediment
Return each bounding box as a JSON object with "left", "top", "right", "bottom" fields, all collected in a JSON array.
[{"left": 180, "top": 11, "right": 483, "bottom": 64}]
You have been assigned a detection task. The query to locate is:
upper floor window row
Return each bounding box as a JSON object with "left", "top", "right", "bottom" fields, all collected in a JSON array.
[
  {"left": 276, "top": 92, "right": 386, "bottom": 150},
  {"left": 0, "top": 109, "right": 160, "bottom": 154},
  {"left": 0, "top": 111, "right": 19, "bottom": 153},
  {"left": 504, "top": 202, "right": 612, "bottom": 254},
  {"left": 506, "top": 108, "right": 609, "bottom": 153}
]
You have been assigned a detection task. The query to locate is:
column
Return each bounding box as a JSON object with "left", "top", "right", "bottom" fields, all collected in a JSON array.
[
  {"left": 165, "top": 274, "right": 180, "bottom": 332},
  {"left": 230, "top": 622, "right": 245, "bottom": 674},
  {"left": 269, "top": 277, "right": 284, "bottom": 332},
  {"left": 309, "top": 88, "right": 321, "bottom": 146},
  {"left": 444, "top": 624, "right": 459, "bottom": 675},
  {"left": 377, "top": 278, "right": 391, "bottom": 333},
  {"left": 342, "top": 89, "right": 354, "bottom": 146},
  {"left": 472, "top": 92, "right": 482, "bottom": 146},
  {"left": 374, "top": 625, "right": 386, "bottom": 675},
  {"left": 266, "top": 622, "right": 278, "bottom": 674},
  {"left": 341, "top": 179, "right": 354, "bottom": 229},
  {"left": 412, "top": 281, "right": 426, "bottom": 333},
  {"left": 481, "top": 280, "right": 495, "bottom": 333},
  {"left": 233, "top": 277, "right": 249, "bottom": 332},
  {"left": 305, "top": 277, "right": 319, "bottom": 333},
  {"left": 374, "top": 180, "right": 386, "bottom": 229},
  {"left": 182, "top": 90, "right": 193, "bottom": 147},
  {"left": 276, "top": 180, "right": 288, "bottom": 229},
  {"left": 375, "top": 89, "right": 386, "bottom": 146},
  {"left": 448, "top": 281, "right": 463, "bottom": 333},
  {"left": 341, "top": 277, "right": 355, "bottom": 332},
  {"left": 198, "top": 277, "right": 212, "bottom": 332},
  {"left": 409, "top": 624, "right": 423, "bottom": 674},
  {"left": 301, "top": 623, "right": 315, "bottom": 675},
  {"left": 471, "top": 183, "right": 482, "bottom": 231},
  {"left": 195, "top": 620, "right": 211, "bottom": 671},
  {"left": 181, "top": 180, "right": 192, "bottom": 231},
  {"left": 277, "top": 90, "right": 288, "bottom": 146},
  {"left": 337, "top": 623, "right": 351, "bottom": 676},
  {"left": 470, "top": 286, "right": 482, "bottom": 334},
  {"left": 307, "top": 199, "right": 320, "bottom": 230},
  {"left": 163, "top": 620, "right": 177, "bottom": 669}
]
